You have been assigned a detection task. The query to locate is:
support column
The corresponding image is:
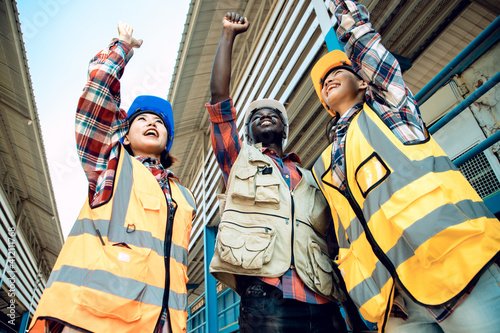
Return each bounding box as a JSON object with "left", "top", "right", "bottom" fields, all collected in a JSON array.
[
  {"left": 203, "top": 225, "right": 218, "bottom": 332},
  {"left": 311, "top": 0, "right": 342, "bottom": 51},
  {"left": 18, "top": 311, "right": 29, "bottom": 333}
]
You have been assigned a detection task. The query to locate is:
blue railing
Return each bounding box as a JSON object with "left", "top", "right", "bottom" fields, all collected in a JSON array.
[{"left": 423, "top": 17, "right": 500, "bottom": 215}]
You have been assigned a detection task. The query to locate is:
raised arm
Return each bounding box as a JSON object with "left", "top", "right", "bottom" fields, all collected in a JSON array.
[
  {"left": 330, "top": 1, "right": 406, "bottom": 101},
  {"left": 75, "top": 22, "right": 142, "bottom": 202},
  {"left": 210, "top": 12, "right": 250, "bottom": 103},
  {"left": 331, "top": 0, "right": 426, "bottom": 142}
]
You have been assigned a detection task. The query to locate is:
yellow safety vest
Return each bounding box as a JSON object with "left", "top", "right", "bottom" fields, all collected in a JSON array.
[
  {"left": 29, "top": 145, "right": 196, "bottom": 333},
  {"left": 312, "top": 103, "right": 500, "bottom": 330}
]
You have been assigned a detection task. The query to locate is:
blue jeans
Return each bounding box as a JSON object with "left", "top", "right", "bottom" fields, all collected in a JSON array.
[
  {"left": 238, "top": 282, "right": 348, "bottom": 333},
  {"left": 385, "top": 263, "right": 500, "bottom": 333}
]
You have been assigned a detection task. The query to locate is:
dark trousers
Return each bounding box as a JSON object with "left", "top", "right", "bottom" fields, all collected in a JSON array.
[{"left": 237, "top": 280, "right": 348, "bottom": 333}]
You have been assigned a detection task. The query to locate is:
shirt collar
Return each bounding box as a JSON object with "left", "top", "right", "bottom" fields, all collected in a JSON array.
[
  {"left": 135, "top": 156, "right": 180, "bottom": 182},
  {"left": 262, "top": 147, "right": 302, "bottom": 164},
  {"left": 337, "top": 103, "right": 363, "bottom": 128}
]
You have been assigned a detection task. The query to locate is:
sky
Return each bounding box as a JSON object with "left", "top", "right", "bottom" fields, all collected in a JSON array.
[{"left": 17, "top": 0, "right": 191, "bottom": 238}]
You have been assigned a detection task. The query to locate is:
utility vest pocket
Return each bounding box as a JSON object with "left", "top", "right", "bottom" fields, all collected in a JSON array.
[
  {"left": 77, "top": 244, "right": 152, "bottom": 323},
  {"left": 217, "top": 221, "right": 276, "bottom": 270},
  {"left": 231, "top": 166, "right": 281, "bottom": 209},
  {"left": 307, "top": 241, "right": 333, "bottom": 296}
]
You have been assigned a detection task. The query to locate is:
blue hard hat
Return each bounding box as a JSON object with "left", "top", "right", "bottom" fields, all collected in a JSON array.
[{"left": 126, "top": 95, "right": 175, "bottom": 153}]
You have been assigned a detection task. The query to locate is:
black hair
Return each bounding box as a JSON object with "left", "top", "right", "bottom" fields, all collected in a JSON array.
[{"left": 325, "top": 112, "right": 340, "bottom": 143}]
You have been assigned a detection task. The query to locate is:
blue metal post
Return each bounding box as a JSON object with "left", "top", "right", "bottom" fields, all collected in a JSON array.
[
  {"left": 19, "top": 311, "right": 29, "bottom": 333},
  {"left": 325, "top": 27, "right": 343, "bottom": 52},
  {"left": 203, "top": 225, "right": 218, "bottom": 332}
]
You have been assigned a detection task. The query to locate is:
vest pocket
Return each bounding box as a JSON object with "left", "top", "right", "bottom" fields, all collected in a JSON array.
[
  {"left": 307, "top": 241, "right": 333, "bottom": 296},
  {"left": 380, "top": 172, "right": 485, "bottom": 268},
  {"left": 255, "top": 175, "right": 280, "bottom": 208},
  {"left": 355, "top": 152, "right": 389, "bottom": 198},
  {"left": 78, "top": 244, "right": 151, "bottom": 322},
  {"left": 231, "top": 167, "right": 257, "bottom": 204},
  {"left": 217, "top": 222, "right": 276, "bottom": 270}
]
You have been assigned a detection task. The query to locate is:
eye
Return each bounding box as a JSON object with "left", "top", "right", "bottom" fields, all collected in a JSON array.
[
  {"left": 137, "top": 115, "right": 146, "bottom": 121},
  {"left": 251, "top": 114, "right": 261, "bottom": 121}
]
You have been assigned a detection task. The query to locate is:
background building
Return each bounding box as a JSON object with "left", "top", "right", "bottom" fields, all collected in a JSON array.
[
  {"left": 0, "top": 1, "right": 64, "bottom": 332},
  {"left": 164, "top": 0, "right": 500, "bottom": 331}
]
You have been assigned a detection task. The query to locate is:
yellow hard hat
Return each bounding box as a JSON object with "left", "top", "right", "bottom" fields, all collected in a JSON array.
[{"left": 310, "top": 50, "right": 353, "bottom": 117}]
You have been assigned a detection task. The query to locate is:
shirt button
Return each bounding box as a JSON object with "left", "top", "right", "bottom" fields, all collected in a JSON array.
[{"left": 285, "top": 175, "right": 289, "bottom": 179}]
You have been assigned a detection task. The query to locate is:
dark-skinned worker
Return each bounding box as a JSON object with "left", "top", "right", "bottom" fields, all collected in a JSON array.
[{"left": 206, "top": 12, "right": 366, "bottom": 333}]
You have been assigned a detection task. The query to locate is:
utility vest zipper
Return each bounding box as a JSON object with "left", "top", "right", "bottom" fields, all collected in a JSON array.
[{"left": 343, "top": 117, "right": 405, "bottom": 332}]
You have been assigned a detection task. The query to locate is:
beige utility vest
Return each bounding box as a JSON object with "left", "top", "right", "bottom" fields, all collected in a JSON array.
[{"left": 210, "top": 143, "right": 346, "bottom": 302}]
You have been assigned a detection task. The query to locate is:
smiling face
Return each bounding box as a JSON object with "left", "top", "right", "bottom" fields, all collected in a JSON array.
[
  {"left": 321, "top": 68, "right": 367, "bottom": 117},
  {"left": 123, "top": 112, "right": 168, "bottom": 159},
  {"left": 248, "top": 108, "right": 286, "bottom": 147}
]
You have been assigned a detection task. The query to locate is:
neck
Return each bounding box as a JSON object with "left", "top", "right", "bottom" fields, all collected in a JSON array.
[{"left": 261, "top": 142, "right": 283, "bottom": 158}]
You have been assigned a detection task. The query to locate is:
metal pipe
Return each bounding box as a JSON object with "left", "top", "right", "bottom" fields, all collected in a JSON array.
[
  {"left": 415, "top": 16, "right": 500, "bottom": 105},
  {"left": 454, "top": 130, "right": 500, "bottom": 168},
  {"left": 429, "top": 71, "right": 500, "bottom": 134}
]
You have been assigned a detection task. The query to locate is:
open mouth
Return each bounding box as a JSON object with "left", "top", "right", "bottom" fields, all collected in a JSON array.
[
  {"left": 260, "top": 119, "right": 274, "bottom": 126},
  {"left": 144, "top": 129, "right": 158, "bottom": 137},
  {"left": 326, "top": 83, "right": 340, "bottom": 93}
]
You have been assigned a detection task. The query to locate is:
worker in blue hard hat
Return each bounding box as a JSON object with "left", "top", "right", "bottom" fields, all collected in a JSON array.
[
  {"left": 29, "top": 22, "right": 196, "bottom": 333},
  {"left": 123, "top": 94, "right": 176, "bottom": 168}
]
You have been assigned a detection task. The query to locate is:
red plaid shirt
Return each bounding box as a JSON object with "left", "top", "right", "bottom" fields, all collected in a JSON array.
[{"left": 206, "top": 98, "right": 329, "bottom": 304}]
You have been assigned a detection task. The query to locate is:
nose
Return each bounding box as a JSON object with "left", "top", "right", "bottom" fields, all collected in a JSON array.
[
  {"left": 146, "top": 118, "right": 157, "bottom": 127},
  {"left": 323, "top": 76, "right": 333, "bottom": 88}
]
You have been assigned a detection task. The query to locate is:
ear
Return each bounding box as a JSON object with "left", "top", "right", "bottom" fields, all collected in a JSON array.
[
  {"left": 358, "top": 80, "right": 368, "bottom": 90},
  {"left": 123, "top": 134, "right": 131, "bottom": 145},
  {"left": 282, "top": 130, "right": 287, "bottom": 139}
]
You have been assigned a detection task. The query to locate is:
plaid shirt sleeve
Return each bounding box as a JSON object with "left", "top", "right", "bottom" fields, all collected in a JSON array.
[
  {"left": 75, "top": 39, "right": 133, "bottom": 205},
  {"left": 331, "top": 0, "right": 427, "bottom": 143},
  {"left": 205, "top": 98, "right": 242, "bottom": 185}
]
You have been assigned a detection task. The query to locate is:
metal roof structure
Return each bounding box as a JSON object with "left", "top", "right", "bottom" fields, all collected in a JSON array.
[
  {"left": 165, "top": 0, "right": 500, "bottom": 304},
  {"left": 0, "top": 0, "right": 63, "bottom": 328}
]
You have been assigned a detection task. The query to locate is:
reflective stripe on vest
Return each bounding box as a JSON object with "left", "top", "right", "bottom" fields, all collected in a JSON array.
[
  {"left": 45, "top": 265, "right": 187, "bottom": 312},
  {"left": 68, "top": 218, "right": 188, "bottom": 267}
]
